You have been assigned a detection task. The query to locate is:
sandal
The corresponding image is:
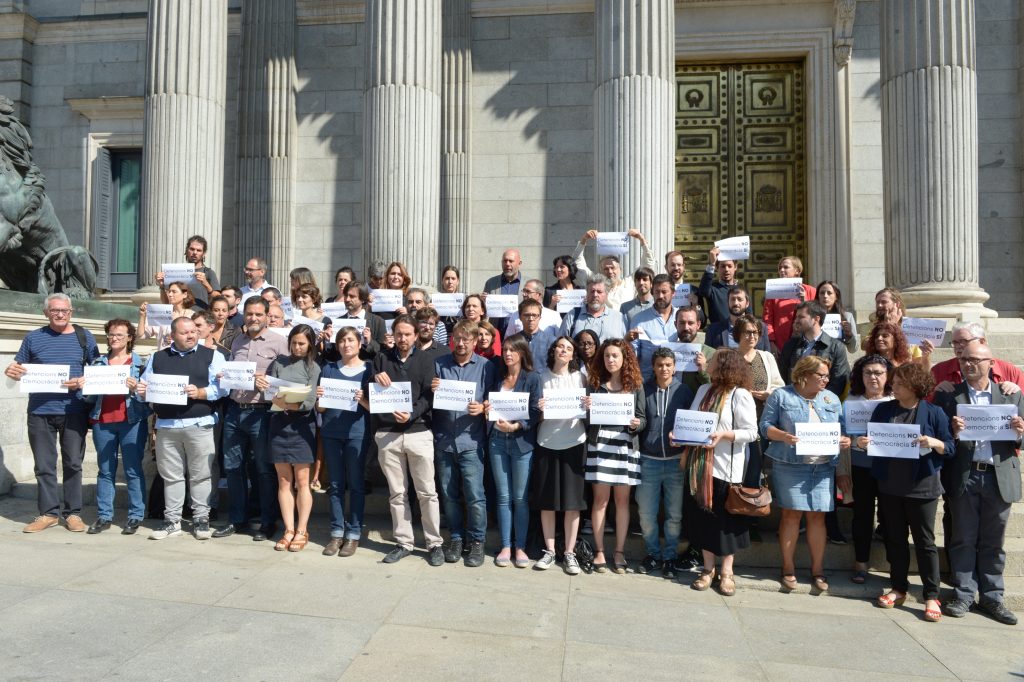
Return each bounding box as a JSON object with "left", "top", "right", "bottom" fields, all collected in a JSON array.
[
  {"left": 274, "top": 530, "right": 296, "bottom": 552},
  {"left": 924, "top": 599, "right": 942, "bottom": 622},
  {"left": 718, "top": 573, "right": 736, "bottom": 597},
  {"left": 287, "top": 530, "right": 309, "bottom": 552},
  {"left": 780, "top": 573, "right": 798, "bottom": 592},
  {"left": 850, "top": 570, "right": 868, "bottom": 585},
  {"left": 691, "top": 568, "right": 716, "bottom": 591},
  {"left": 613, "top": 551, "right": 628, "bottom": 575},
  {"left": 877, "top": 590, "right": 907, "bottom": 609},
  {"left": 811, "top": 575, "right": 829, "bottom": 592},
  {"left": 310, "top": 480, "right": 322, "bottom": 492}
]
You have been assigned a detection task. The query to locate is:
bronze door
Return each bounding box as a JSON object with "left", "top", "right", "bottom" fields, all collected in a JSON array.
[{"left": 675, "top": 61, "right": 807, "bottom": 313}]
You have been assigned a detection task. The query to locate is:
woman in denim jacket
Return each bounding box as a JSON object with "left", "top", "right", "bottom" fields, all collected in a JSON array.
[
  {"left": 84, "top": 319, "right": 151, "bottom": 535},
  {"left": 760, "top": 356, "right": 851, "bottom": 593}
]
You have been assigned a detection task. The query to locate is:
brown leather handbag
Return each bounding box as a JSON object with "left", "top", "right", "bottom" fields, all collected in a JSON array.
[{"left": 724, "top": 394, "right": 772, "bottom": 517}]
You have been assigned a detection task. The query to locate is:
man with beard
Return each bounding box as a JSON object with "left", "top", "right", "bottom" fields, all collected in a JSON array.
[
  {"left": 406, "top": 288, "right": 448, "bottom": 346},
  {"left": 620, "top": 267, "right": 656, "bottom": 326},
  {"left": 572, "top": 229, "right": 657, "bottom": 311},
  {"left": 506, "top": 279, "right": 561, "bottom": 336},
  {"left": 240, "top": 257, "right": 274, "bottom": 297},
  {"left": 779, "top": 301, "right": 849, "bottom": 396},
  {"left": 670, "top": 305, "right": 715, "bottom": 394},
  {"left": 156, "top": 235, "right": 221, "bottom": 310},
  {"left": 629, "top": 274, "right": 679, "bottom": 382},
  {"left": 414, "top": 307, "right": 451, "bottom": 361},
  {"left": 698, "top": 245, "right": 749, "bottom": 326},
  {"left": 558, "top": 273, "right": 627, "bottom": 342},
  {"left": 704, "top": 286, "right": 769, "bottom": 350},
  {"left": 335, "top": 280, "right": 387, "bottom": 359},
  {"left": 221, "top": 286, "right": 244, "bottom": 327},
  {"left": 213, "top": 297, "right": 290, "bottom": 541}
]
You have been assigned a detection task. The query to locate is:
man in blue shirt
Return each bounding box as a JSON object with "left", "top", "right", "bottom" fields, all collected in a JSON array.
[
  {"left": 432, "top": 320, "right": 496, "bottom": 567},
  {"left": 630, "top": 274, "right": 678, "bottom": 381},
  {"left": 6, "top": 293, "right": 100, "bottom": 533},
  {"left": 138, "top": 316, "right": 225, "bottom": 540}
]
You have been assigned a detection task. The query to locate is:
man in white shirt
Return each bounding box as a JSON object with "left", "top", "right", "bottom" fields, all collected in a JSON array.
[
  {"left": 240, "top": 257, "right": 275, "bottom": 296},
  {"left": 572, "top": 229, "right": 657, "bottom": 311}
]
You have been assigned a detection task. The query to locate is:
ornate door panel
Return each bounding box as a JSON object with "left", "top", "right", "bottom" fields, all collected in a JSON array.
[{"left": 675, "top": 62, "right": 806, "bottom": 313}]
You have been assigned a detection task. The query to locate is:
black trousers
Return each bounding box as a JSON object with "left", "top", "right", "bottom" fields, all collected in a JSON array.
[
  {"left": 878, "top": 493, "right": 940, "bottom": 600},
  {"left": 27, "top": 413, "right": 88, "bottom": 518},
  {"left": 851, "top": 466, "right": 881, "bottom": 563}
]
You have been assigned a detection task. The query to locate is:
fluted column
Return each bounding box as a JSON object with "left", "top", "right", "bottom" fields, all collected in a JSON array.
[
  {"left": 440, "top": 0, "right": 472, "bottom": 278},
  {"left": 236, "top": 0, "right": 297, "bottom": 287},
  {"left": 881, "top": 0, "right": 994, "bottom": 316},
  {"left": 363, "top": 0, "right": 441, "bottom": 285},
  {"left": 594, "top": 0, "right": 675, "bottom": 273},
  {"left": 140, "top": 0, "right": 227, "bottom": 284}
]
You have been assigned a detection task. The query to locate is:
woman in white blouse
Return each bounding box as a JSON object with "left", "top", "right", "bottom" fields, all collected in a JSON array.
[{"left": 733, "top": 313, "right": 783, "bottom": 487}]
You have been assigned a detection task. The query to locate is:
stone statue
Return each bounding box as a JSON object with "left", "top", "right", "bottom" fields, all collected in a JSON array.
[{"left": 0, "top": 96, "right": 97, "bottom": 299}]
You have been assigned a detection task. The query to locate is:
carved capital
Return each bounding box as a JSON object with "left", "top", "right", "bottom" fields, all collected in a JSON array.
[{"left": 834, "top": 41, "right": 852, "bottom": 67}]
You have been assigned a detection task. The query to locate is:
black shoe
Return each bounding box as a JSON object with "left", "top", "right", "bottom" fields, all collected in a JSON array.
[
  {"left": 427, "top": 545, "right": 445, "bottom": 567},
  {"left": 121, "top": 519, "right": 141, "bottom": 535},
  {"left": 211, "top": 524, "right": 238, "bottom": 539},
  {"left": 383, "top": 544, "right": 412, "bottom": 564},
  {"left": 681, "top": 547, "right": 703, "bottom": 573},
  {"left": 638, "top": 554, "right": 662, "bottom": 575},
  {"left": 252, "top": 525, "right": 276, "bottom": 542},
  {"left": 193, "top": 518, "right": 212, "bottom": 540},
  {"left": 444, "top": 538, "right": 463, "bottom": 563},
  {"left": 943, "top": 599, "right": 973, "bottom": 618},
  {"left": 87, "top": 519, "right": 111, "bottom": 535},
  {"left": 828, "top": 532, "right": 848, "bottom": 545},
  {"left": 978, "top": 600, "right": 1018, "bottom": 625},
  {"left": 662, "top": 559, "right": 678, "bottom": 580},
  {"left": 464, "top": 540, "right": 485, "bottom": 568}
]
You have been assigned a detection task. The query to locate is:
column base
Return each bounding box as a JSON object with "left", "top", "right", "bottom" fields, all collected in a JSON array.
[
  {"left": 130, "top": 285, "right": 164, "bottom": 306},
  {"left": 900, "top": 283, "right": 998, "bottom": 320}
]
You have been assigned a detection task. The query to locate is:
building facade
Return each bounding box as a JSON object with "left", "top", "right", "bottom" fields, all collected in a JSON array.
[{"left": 0, "top": 0, "right": 1020, "bottom": 318}]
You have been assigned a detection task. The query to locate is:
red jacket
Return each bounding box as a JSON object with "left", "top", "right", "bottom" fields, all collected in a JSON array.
[{"left": 762, "top": 283, "right": 817, "bottom": 350}]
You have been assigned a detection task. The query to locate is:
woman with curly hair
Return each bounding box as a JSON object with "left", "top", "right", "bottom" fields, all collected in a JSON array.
[
  {"left": 584, "top": 338, "right": 647, "bottom": 573},
  {"left": 864, "top": 322, "right": 918, "bottom": 368},
  {"left": 544, "top": 255, "right": 580, "bottom": 310}
]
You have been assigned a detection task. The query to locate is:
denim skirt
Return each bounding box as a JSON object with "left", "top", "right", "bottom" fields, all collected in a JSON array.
[{"left": 770, "top": 460, "right": 835, "bottom": 512}]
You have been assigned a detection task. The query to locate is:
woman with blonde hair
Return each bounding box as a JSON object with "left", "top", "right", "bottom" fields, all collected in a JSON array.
[{"left": 762, "top": 255, "right": 816, "bottom": 352}]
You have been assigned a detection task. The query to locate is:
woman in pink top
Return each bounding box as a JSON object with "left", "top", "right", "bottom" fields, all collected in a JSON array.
[{"left": 762, "top": 256, "right": 816, "bottom": 353}]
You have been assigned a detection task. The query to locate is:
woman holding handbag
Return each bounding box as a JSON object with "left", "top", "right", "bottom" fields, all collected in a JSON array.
[{"left": 679, "top": 349, "right": 759, "bottom": 596}]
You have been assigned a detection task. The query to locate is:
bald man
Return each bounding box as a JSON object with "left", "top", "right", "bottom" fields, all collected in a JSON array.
[{"left": 482, "top": 248, "right": 527, "bottom": 297}]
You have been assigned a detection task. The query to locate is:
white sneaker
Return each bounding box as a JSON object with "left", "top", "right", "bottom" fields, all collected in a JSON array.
[
  {"left": 534, "top": 550, "right": 556, "bottom": 570},
  {"left": 563, "top": 552, "right": 581, "bottom": 576},
  {"left": 149, "top": 521, "right": 182, "bottom": 540}
]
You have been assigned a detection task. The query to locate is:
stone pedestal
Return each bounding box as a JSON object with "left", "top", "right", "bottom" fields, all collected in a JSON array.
[
  {"left": 440, "top": 0, "right": 472, "bottom": 278},
  {"left": 236, "top": 0, "right": 297, "bottom": 287},
  {"left": 880, "top": 0, "right": 995, "bottom": 317},
  {"left": 139, "top": 0, "right": 228, "bottom": 285},
  {"left": 363, "top": 0, "right": 442, "bottom": 285},
  {"left": 593, "top": 0, "right": 675, "bottom": 273}
]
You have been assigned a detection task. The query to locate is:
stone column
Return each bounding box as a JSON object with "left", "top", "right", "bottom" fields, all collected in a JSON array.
[
  {"left": 140, "top": 0, "right": 227, "bottom": 285},
  {"left": 440, "top": 0, "right": 472, "bottom": 278},
  {"left": 363, "top": 0, "right": 441, "bottom": 285},
  {"left": 236, "top": 0, "right": 297, "bottom": 287},
  {"left": 880, "top": 0, "right": 994, "bottom": 316},
  {"left": 594, "top": 0, "right": 675, "bottom": 274}
]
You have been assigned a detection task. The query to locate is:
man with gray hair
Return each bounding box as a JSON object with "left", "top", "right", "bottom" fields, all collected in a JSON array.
[
  {"left": 558, "top": 273, "right": 627, "bottom": 342},
  {"left": 366, "top": 260, "right": 387, "bottom": 290},
  {"left": 932, "top": 321, "right": 1023, "bottom": 393},
  {"left": 241, "top": 257, "right": 274, "bottom": 297},
  {"left": 406, "top": 287, "right": 447, "bottom": 346},
  {"left": 5, "top": 293, "right": 100, "bottom": 533}
]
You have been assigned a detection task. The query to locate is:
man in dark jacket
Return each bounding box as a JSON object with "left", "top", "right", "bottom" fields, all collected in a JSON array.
[
  {"left": 779, "top": 301, "right": 849, "bottom": 397},
  {"left": 703, "top": 286, "right": 768, "bottom": 351},
  {"left": 698, "top": 245, "right": 749, "bottom": 326}
]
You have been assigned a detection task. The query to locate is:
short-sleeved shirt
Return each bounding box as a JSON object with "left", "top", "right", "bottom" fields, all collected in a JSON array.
[
  {"left": 191, "top": 266, "right": 221, "bottom": 310},
  {"left": 15, "top": 325, "right": 100, "bottom": 415}
]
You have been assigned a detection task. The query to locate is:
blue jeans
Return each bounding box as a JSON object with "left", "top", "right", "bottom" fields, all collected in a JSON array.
[
  {"left": 488, "top": 433, "right": 533, "bottom": 549},
  {"left": 323, "top": 434, "right": 369, "bottom": 540},
  {"left": 222, "top": 404, "right": 277, "bottom": 527},
  {"left": 92, "top": 420, "right": 148, "bottom": 521},
  {"left": 636, "top": 456, "right": 684, "bottom": 560},
  {"left": 438, "top": 445, "right": 487, "bottom": 542}
]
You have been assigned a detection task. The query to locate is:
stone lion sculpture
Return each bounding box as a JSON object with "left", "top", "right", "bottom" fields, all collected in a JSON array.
[{"left": 0, "top": 96, "right": 97, "bottom": 299}]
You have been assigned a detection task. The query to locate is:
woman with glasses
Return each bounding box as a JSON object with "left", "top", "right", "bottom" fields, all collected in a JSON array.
[
  {"left": 761, "top": 356, "right": 850, "bottom": 592},
  {"left": 733, "top": 314, "right": 783, "bottom": 487},
  {"left": 573, "top": 329, "right": 600, "bottom": 378}
]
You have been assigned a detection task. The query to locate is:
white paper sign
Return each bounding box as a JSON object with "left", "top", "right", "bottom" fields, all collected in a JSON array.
[
  {"left": 219, "top": 361, "right": 257, "bottom": 391},
  {"left": 82, "top": 365, "right": 129, "bottom": 395},
  {"left": 432, "top": 293, "right": 465, "bottom": 317},
  {"left": 714, "top": 236, "right": 750, "bottom": 261},
  {"left": 956, "top": 404, "right": 1019, "bottom": 442},
  {"left": 844, "top": 398, "right": 892, "bottom": 435},
  {"left": 671, "top": 283, "right": 693, "bottom": 309},
  {"left": 485, "top": 294, "right": 519, "bottom": 318},
  {"left": 280, "top": 298, "right": 295, "bottom": 320},
  {"left": 542, "top": 387, "right": 587, "bottom": 420},
  {"left": 369, "top": 288, "right": 403, "bottom": 313},
  {"left": 146, "top": 303, "right": 173, "bottom": 329},
  {"left": 822, "top": 314, "right": 842, "bottom": 340},
  {"left": 161, "top": 263, "right": 195, "bottom": 284},
  {"left": 488, "top": 391, "right": 530, "bottom": 421},
  {"left": 369, "top": 381, "right": 413, "bottom": 414},
  {"left": 795, "top": 422, "right": 841, "bottom": 456},
  {"left": 333, "top": 317, "right": 367, "bottom": 337},
  {"left": 384, "top": 319, "right": 395, "bottom": 335},
  {"left": 19, "top": 364, "right": 70, "bottom": 393},
  {"left": 867, "top": 422, "right": 921, "bottom": 459},
  {"left": 672, "top": 409, "right": 717, "bottom": 445},
  {"left": 320, "top": 302, "right": 348, "bottom": 319},
  {"left": 291, "top": 314, "right": 324, "bottom": 335},
  {"left": 266, "top": 326, "right": 291, "bottom": 338},
  {"left": 764, "top": 278, "right": 804, "bottom": 300},
  {"left": 589, "top": 393, "right": 634, "bottom": 426},
  {"left": 901, "top": 317, "right": 947, "bottom": 347},
  {"left": 318, "top": 378, "right": 361, "bottom": 411},
  {"left": 555, "top": 289, "right": 586, "bottom": 313},
  {"left": 146, "top": 373, "right": 189, "bottom": 405},
  {"left": 656, "top": 341, "right": 702, "bottom": 372},
  {"left": 434, "top": 379, "right": 478, "bottom": 412},
  {"left": 596, "top": 232, "right": 630, "bottom": 255}
]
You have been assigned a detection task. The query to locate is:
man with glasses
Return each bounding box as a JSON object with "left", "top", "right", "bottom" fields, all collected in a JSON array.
[
  {"left": 506, "top": 279, "right": 561, "bottom": 336},
  {"left": 558, "top": 274, "right": 627, "bottom": 342},
  {"left": 6, "top": 293, "right": 100, "bottom": 532},
  {"left": 240, "top": 257, "right": 274, "bottom": 297},
  {"left": 515, "top": 299, "right": 557, "bottom": 365},
  {"left": 932, "top": 321, "right": 1023, "bottom": 394},
  {"left": 937, "top": 342, "right": 1024, "bottom": 624},
  {"left": 413, "top": 307, "right": 451, "bottom": 361},
  {"left": 572, "top": 229, "right": 658, "bottom": 311},
  {"left": 779, "top": 301, "right": 849, "bottom": 397}
]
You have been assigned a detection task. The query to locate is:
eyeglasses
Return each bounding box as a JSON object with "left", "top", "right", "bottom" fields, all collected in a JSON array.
[
  {"left": 243, "top": 267, "right": 262, "bottom": 273},
  {"left": 106, "top": 333, "right": 129, "bottom": 339},
  {"left": 951, "top": 337, "right": 980, "bottom": 347},
  {"left": 520, "top": 314, "right": 540, "bottom": 320},
  {"left": 960, "top": 357, "right": 991, "bottom": 365},
  {"left": 863, "top": 370, "right": 887, "bottom": 377},
  {"left": 740, "top": 329, "right": 759, "bottom": 337},
  {"left": 813, "top": 372, "right": 830, "bottom": 380},
  {"left": 47, "top": 309, "right": 72, "bottom": 316},
  {"left": 578, "top": 341, "right": 596, "bottom": 348}
]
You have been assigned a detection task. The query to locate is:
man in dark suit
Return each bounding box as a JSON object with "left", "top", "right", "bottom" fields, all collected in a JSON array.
[
  {"left": 779, "top": 300, "right": 849, "bottom": 397},
  {"left": 936, "top": 342, "right": 1024, "bottom": 624},
  {"left": 703, "top": 286, "right": 768, "bottom": 351}
]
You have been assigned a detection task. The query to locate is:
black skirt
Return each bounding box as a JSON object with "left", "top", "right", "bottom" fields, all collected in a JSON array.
[
  {"left": 269, "top": 410, "right": 316, "bottom": 464},
  {"left": 684, "top": 477, "right": 750, "bottom": 557},
  {"left": 530, "top": 443, "right": 587, "bottom": 512}
]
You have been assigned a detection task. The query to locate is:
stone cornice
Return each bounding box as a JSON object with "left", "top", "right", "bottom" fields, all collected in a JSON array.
[
  {"left": 0, "top": 11, "right": 38, "bottom": 42},
  {"left": 67, "top": 96, "right": 144, "bottom": 121}
]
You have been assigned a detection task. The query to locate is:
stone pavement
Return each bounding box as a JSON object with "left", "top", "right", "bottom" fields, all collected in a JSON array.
[{"left": 1, "top": 496, "right": 1023, "bottom": 681}]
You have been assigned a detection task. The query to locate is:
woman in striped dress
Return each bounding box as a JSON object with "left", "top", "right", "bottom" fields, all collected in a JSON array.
[{"left": 585, "top": 338, "right": 647, "bottom": 574}]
